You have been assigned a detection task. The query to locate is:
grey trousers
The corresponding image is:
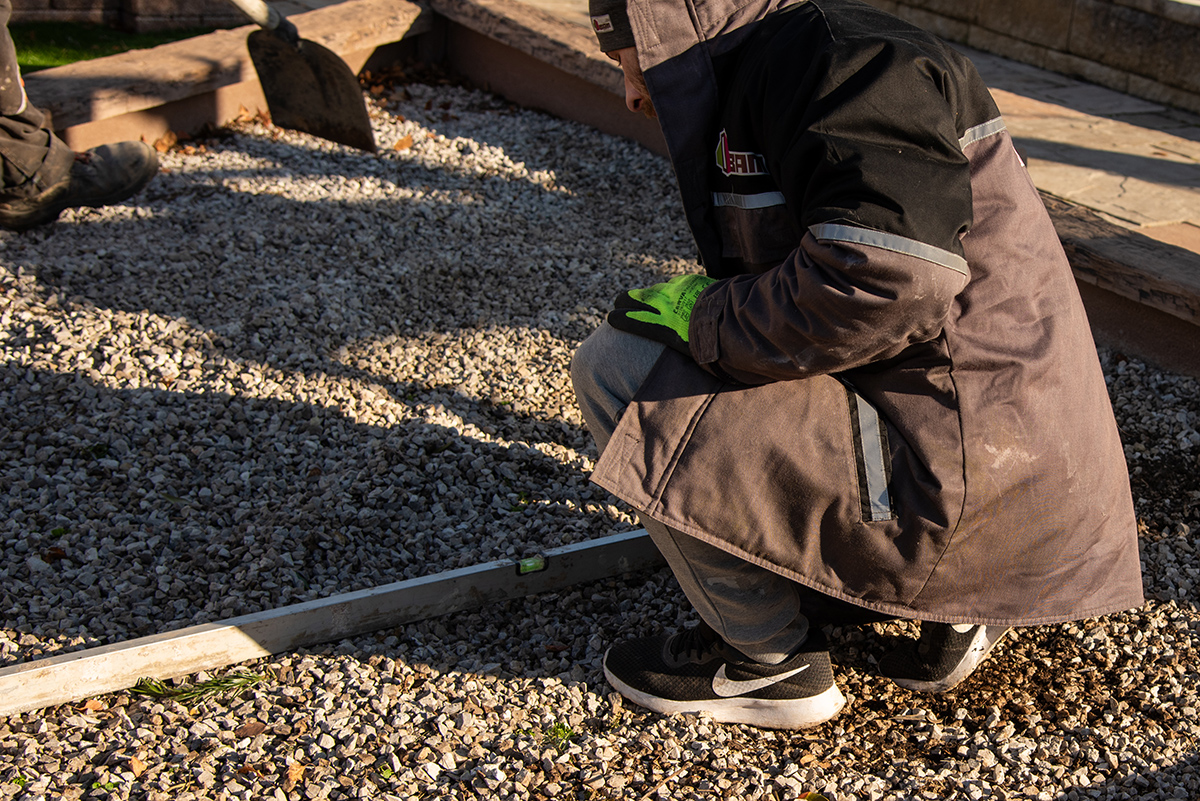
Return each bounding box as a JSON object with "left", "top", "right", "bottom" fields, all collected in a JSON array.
[
  {"left": 571, "top": 323, "right": 895, "bottom": 660},
  {"left": 570, "top": 322, "right": 814, "bottom": 663}
]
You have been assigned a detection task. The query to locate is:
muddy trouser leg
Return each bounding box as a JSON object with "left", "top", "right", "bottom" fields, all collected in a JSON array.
[
  {"left": 571, "top": 322, "right": 834, "bottom": 664},
  {"left": 0, "top": 1, "right": 75, "bottom": 193}
]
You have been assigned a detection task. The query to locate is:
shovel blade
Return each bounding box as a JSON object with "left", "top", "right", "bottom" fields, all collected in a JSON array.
[{"left": 247, "top": 29, "right": 377, "bottom": 153}]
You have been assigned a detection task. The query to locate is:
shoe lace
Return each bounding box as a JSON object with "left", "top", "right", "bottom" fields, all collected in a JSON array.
[{"left": 667, "top": 622, "right": 726, "bottom": 662}]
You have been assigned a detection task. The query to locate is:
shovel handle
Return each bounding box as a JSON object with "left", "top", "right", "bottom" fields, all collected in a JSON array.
[{"left": 226, "top": 0, "right": 300, "bottom": 43}]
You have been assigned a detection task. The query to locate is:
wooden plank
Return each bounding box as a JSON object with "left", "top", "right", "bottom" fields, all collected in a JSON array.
[
  {"left": 0, "top": 530, "right": 662, "bottom": 717},
  {"left": 1042, "top": 191, "right": 1200, "bottom": 326},
  {"left": 24, "top": 0, "right": 435, "bottom": 130}
]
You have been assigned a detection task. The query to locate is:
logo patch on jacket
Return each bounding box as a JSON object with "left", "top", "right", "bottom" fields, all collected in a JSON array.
[
  {"left": 591, "top": 14, "right": 614, "bottom": 33},
  {"left": 716, "top": 129, "right": 767, "bottom": 176}
]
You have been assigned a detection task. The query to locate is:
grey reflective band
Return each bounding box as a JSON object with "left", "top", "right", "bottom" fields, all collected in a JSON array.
[
  {"left": 809, "top": 222, "right": 968, "bottom": 276},
  {"left": 711, "top": 191, "right": 787, "bottom": 209},
  {"left": 853, "top": 393, "right": 894, "bottom": 523},
  {"left": 959, "top": 117, "right": 1007, "bottom": 149}
]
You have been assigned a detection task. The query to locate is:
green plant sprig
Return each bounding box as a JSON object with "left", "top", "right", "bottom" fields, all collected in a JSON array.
[{"left": 130, "top": 670, "right": 271, "bottom": 704}]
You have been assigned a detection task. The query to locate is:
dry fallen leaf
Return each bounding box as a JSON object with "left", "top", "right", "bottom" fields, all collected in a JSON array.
[
  {"left": 235, "top": 720, "right": 268, "bottom": 739},
  {"left": 283, "top": 762, "right": 306, "bottom": 791},
  {"left": 153, "top": 131, "right": 178, "bottom": 153},
  {"left": 235, "top": 104, "right": 255, "bottom": 123},
  {"left": 129, "top": 756, "right": 147, "bottom": 777},
  {"left": 393, "top": 134, "right": 414, "bottom": 152},
  {"left": 42, "top": 546, "right": 68, "bottom": 563},
  {"left": 82, "top": 699, "right": 105, "bottom": 712}
]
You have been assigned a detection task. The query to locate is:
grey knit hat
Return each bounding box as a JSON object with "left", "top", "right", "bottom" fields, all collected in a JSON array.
[{"left": 589, "top": 0, "right": 635, "bottom": 52}]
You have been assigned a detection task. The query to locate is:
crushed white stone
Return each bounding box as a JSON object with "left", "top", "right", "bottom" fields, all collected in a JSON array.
[{"left": 1, "top": 80, "right": 1197, "bottom": 801}]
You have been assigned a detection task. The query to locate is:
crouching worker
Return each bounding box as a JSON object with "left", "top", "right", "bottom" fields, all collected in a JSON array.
[{"left": 570, "top": 0, "right": 1144, "bottom": 730}]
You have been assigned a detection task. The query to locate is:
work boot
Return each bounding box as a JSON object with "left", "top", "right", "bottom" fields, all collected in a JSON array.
[{"left": 0, "top": 141, "right": 159, "bottom": 232}]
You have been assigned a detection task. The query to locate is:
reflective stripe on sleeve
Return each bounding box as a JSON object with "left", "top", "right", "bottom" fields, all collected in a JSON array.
[
  {"left": 959, "top": 117, "right": 1007, "bottom": 150},
  {"left": 809, "top": 222, "right": 969, "bottom": 276}
]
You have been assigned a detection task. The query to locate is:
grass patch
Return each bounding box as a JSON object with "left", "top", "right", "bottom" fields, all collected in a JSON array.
[{"left": 9, "top": 22, "right": 216, "bottom": 72}]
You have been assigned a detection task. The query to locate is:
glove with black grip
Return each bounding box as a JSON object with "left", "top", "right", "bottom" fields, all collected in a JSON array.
[{"left": 608, "top": 274, "right": 716, "bottom": 356}]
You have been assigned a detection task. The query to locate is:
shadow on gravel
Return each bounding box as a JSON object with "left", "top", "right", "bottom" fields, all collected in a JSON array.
[
  {"left": 9, "top": 133, "right": 681, "bottom": 403},
  {"left": 0, "top": 123, "right": 689, "bottom": 662},
  {"left": 0, "top": 363, "right": 623, "bottom": 661}
]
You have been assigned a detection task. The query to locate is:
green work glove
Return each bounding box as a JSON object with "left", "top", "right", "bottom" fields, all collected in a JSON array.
[{"left": 608, "top": 274, "right": 717, "bottom": 355}]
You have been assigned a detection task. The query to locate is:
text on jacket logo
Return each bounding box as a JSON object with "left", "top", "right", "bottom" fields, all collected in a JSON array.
[{"left": 716, "top": 129, "right": 768, "bottom": 176}]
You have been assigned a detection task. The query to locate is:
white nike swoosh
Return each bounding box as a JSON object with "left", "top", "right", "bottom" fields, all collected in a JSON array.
[{"left": 711, "top": 663, "right": 810, "bottom": 698}]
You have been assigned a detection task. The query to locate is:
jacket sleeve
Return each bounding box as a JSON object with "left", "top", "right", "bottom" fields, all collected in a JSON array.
[{"left": 688, "top": 37, "right": 975, "bottom": 384}]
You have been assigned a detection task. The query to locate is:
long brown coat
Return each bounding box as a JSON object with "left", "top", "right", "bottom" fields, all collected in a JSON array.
[{"left": 591, "top": 0, "right": 1144, "bottom": 625}]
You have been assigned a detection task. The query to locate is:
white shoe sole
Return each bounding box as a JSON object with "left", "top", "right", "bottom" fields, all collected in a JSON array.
[
  {"left": 604, "top": 664, "right": 846, "bottom": 730},
  {"left": 891, "top": 626, "right": 1012, "bottom": 694}
]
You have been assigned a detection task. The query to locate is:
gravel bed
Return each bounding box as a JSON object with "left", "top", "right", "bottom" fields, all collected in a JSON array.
[
  {"left": 0, "top": 75, "right": 692, "bottom": 662},
  {"left": 1, "top": 73, "right": 1198, "bottom": 800}
]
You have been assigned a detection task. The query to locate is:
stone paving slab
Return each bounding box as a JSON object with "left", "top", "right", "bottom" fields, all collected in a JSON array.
[
  {"left": 995, "top": 90, "right": 1200, "bottom": 226},
  {"left": 963, "top": 45, "right": 1200, "bottom": 250}
]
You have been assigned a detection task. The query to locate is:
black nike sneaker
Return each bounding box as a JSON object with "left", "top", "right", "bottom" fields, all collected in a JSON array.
[
  {"left": 602, "top": 622, "right": 845, "bottom": 729},
  {"left": 878, "top": 622, "right": 1012, "bottom": 693}
]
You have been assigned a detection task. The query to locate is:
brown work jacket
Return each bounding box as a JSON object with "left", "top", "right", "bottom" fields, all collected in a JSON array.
[{"left": 591, "top": 0, "right": 1144, "bottom": 626}]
